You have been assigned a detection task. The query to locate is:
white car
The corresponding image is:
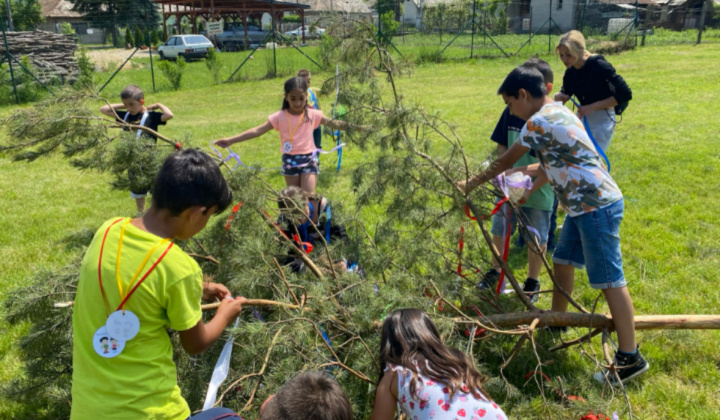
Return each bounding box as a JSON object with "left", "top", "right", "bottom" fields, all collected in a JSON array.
[
  {"left": 158, "top": 35, "right": 214, "bottom": 61},
  {"left": 283, "top": 27, "right": 325, "bottom": 40}
]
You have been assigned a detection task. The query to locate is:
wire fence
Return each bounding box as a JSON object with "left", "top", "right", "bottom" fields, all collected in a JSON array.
[{"left": 1, "top": 0, "right": 719, "bottom": 104}]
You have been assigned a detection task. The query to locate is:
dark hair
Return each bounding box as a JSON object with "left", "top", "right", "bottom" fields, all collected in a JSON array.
[
  {"left": 281, "top": 77, "right": 311, "bottom": 123},
  {"left": 99, "top": 337, "right": 108, "bottom": 342},
  {"left": 151, "top": 148, "right": 232, "bottom": 216},
  {"left": 379, "top": 309, "right": 489, "bottom": 401},
  {"left": 497, "top": 66, "right": 547, "bottom": 99},
  {"left": 521, "top": 56, "right": 553, "bottom": 84},
  {"left": 259, "top": 371, "right": 353, "bottom": 420},
  {"left": 120, "top": 84, "right": 144, "bottom": 101}
]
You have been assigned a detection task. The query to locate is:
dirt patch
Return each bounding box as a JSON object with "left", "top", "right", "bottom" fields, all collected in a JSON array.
[{"left": 86, "top": 48, "right": 156, "bottom": 72}]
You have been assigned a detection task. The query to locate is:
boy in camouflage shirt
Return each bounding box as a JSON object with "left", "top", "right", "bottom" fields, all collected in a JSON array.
[{"left": 458, "top": 66, "right": 648, "bottom": 386}]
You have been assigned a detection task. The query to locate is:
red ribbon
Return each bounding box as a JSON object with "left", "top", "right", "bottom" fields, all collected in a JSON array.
[
  {"left": 97, "top": 219, "right": 174, "bottom": 315},
  {"left": 224, "top": 202, "right": 244, "bottom": 230}
]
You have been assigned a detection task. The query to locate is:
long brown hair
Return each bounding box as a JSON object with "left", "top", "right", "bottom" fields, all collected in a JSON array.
[{"left": 379, "top": 308, "right": 489, "bottom": 401}]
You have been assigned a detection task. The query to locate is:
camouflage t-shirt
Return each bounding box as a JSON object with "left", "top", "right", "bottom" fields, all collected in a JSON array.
[{"left": 517, "top": 102, "right": 622, "bottom": 217}]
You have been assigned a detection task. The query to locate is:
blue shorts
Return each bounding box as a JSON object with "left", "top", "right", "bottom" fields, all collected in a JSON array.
[
  {"left": 490, "top": 204, "right": 551, "bottom": 246},
  {"left": 281, "top": 153, "right": 319, "bottom": 176},
  {"left": 552, "top": 199, "right": 626, "bottom": 290}
]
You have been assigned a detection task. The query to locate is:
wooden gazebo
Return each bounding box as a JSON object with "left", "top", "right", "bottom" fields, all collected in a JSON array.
[{"left": 153, "top": 0, "right": 312, "bottom": 44}]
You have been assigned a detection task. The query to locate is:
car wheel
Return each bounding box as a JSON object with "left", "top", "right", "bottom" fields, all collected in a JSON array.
[
  {"left": 158, "top": 51, "right": 166, "bottom": 60},
  {"left": 177, "top": 53, "right": 183, "bottom": 61}
]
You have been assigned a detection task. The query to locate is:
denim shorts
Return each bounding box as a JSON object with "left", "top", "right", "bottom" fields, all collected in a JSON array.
[
  {"left": 490, "top": 204, "right": 552, "bottom": 246},
  {"left": 552, "top": 199, "right": 626, "bottom": 290},
  {"left": 280, "top": 153, "right": 319, "bottom": 176}
]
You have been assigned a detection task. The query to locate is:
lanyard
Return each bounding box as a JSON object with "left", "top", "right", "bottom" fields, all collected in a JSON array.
[
  {"left": 98, "top": 219, "right": 173, "bottom": 316},
  {"left": 284, "top": 109, "right": 305, "bottom": 145},
  {"left": 124, "top": 110, "right": 150, "bottom": 139}
]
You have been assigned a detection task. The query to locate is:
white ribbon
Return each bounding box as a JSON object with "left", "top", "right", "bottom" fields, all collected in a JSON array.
[
  {"left": 202, "top": 299, "right": 239, "bottom": 411},
  {"left": 123, "top": 111, "right": 149, "bottom": 139}
]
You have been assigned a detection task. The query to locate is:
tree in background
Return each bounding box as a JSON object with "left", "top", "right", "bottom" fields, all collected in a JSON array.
[
  {"left": 69, "top": 0, "right": 160, "bottom": 47},
  {"left": 134, "top": 24, "right": 144, "bottom": 47},
  {"left": 0, "top": 0, "right": 44, "bottom": 31}
]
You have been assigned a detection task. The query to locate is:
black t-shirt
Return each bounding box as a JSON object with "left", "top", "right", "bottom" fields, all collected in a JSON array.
[
  {"left": 116, "top": 110, "right": 166, "bottom": 140},
  {"left": 490, "top": 106, "right": 536, "bottom": 157},
  {"left": 560, "top": 55, "right": 632, "bottom": 107}
]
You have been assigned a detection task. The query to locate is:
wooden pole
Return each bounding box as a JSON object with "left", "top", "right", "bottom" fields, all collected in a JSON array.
[{"left": 471, "top": 312, "right": 720, "bottom": 331}]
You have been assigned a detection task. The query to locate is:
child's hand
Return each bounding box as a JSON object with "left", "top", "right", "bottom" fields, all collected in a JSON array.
[
  {"left": 202, "top": 282, "right": 231, "bottom": 301},
  {"left": 217, "top": 296, "right": 248, "bottom": 324},
  {"left": 456, "top": 179, "right": 473, "bottom": 194},
  {"left": 553, "top": 92, "right": 570, "bottom": 103},
  {"left": 214, "top": 139, "right": 232, "bottom": 148}
]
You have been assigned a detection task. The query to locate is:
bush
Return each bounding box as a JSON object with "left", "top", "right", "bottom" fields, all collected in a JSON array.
[
  {"left": 151, "top": 29, "right": 161, "bottom": 46},
  {"left": 74, "top": 46, "right": 96, "bottom": 90},
  {"left": 0, "top": 56, "right": 46, "bottom": 106},
  {"left": 124, "top": 28, "right": 134, "bottom": 47},
  {"left": 282, "top": 14, "right": 302, "bottom": 23},
  {"left": 60, "top": 22, "right": 74, "bottom": 35},
  {"left": 205, "top": 47, "right": 222, "bottom": 84},
  {"left": 157, "top": 56, "right": 187, "bottom": 90},
  {"left": 134, "top": 26, "right": 145, "bottom": 48}
]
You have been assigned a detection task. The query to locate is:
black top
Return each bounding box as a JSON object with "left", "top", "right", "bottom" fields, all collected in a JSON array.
[
  {"left": 116, "top": 110, "right": 166, "bottom": 140},
  {"left": 560, "top": 55, "right": 632, "bottom": 108},
  {"left": 490, "top": 106, "right": 536, "bottom": 158}
]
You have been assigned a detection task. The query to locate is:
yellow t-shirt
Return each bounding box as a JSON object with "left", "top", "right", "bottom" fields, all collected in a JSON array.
[{"left": 71, "top": 218, "right": 203, "bottom": 420}]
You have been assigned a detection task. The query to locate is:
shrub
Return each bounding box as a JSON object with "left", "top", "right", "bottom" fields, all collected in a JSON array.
[
  {"left": 282, "top": 14, "right": 302, "bottom": 23},
  {"left": 134, "top": 26, "right": 145, "bottom": 47},
  {"left": 205, "top": 47, "right": 222, "bottom": 84},
  {"left": 124, "top": 28, "right": 134, "bottom": 47},
  {"left": 60, "top": 22, "right": 74, "bottom": 35},
  {"left": 157, "top": 56, "right": 187, "bottom": 90},
  {"left": 74, "top": 46, "right": 96, "bottom": 90}
]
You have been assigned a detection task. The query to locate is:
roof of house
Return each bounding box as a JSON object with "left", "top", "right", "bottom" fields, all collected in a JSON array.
[
  {"left": 303, "top": 0, "right": 371, "bottom": 13},
  {"left": 40, "top": 0, "right": 83, "bottom": 18}
]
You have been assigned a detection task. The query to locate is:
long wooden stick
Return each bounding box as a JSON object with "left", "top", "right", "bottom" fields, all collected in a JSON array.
[
  {"left": 465, "top": 313, "right": 720, "bottom": 330},
  {"left": 54, "top": 299, "right": 304, "bottom": 311}
]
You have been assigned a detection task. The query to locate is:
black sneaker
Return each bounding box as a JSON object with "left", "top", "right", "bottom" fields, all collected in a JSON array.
[
  {"left": 476, "top": 269, "right": 500, "bottom": 290},
  {"left": 593, "top": 346, "right": 649, "bottom": 386},
  {"left": 523, "top": 278, "right": 540, "bottom": 303}
]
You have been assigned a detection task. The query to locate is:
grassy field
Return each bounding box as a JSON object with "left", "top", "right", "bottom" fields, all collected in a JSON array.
[{"left": 2, "top": 42, "right": 720, "bottom": 418}]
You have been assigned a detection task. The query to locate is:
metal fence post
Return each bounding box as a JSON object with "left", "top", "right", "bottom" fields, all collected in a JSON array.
[{"left": 1, "top": 15, "right": 19, "bottom": 104}]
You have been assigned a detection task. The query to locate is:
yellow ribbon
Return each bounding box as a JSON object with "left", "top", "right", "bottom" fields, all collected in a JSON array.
[
  {"left": 115, "top": 219, "right": 171, "bottom": 312},
  {"left": 284, "top": 109, "right": 306, "bottom": 146}
]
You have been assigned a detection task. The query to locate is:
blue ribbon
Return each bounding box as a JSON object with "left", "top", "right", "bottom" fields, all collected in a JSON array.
[{"left": 568, "top": 97, "right": 611, "bottom": 172}]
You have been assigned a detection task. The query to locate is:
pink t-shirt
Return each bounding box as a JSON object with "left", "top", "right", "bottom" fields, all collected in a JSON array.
[{"left": 268, "top": 108, "right": 323, "bottom": 155}]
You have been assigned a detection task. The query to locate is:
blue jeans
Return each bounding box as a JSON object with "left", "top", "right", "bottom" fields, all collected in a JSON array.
[
  {"left": 490, "top": 205, "right": 552, "bottom": 246},
  {"left": 552, "top": 199, "right": 626, "bottom": 290}
]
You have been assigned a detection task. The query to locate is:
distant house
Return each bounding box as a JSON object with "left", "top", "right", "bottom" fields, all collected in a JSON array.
[
  {"left": 38, "top": 0, "right": 105, "bottom": 43},
  {"left": 299, "top": 0, "right": 372, "bottom": 24},
  {"left": 402, "top": 0, "right": 457, "bottom": 29}
]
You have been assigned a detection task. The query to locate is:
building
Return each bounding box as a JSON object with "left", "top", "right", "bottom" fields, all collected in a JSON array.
[{"left": 38, "top": 0, "right": 105, "bottom": 43}]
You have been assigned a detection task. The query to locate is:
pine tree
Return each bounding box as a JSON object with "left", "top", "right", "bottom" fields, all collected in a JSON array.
[{"left": 2, "top": 16, "right": 690, "bottom": 420}]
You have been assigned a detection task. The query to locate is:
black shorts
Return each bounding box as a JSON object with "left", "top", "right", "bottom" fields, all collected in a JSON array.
[{"left": 281, "top": 153, "right": 319, "bottom": 176}]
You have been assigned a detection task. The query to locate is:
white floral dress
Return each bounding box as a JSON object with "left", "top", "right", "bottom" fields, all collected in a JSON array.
[{"left": 387, "top": 364, "right": 507, "bottom": 420}]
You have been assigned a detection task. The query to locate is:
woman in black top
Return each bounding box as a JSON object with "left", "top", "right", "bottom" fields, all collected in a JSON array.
[{"left": 553, "top": 30, "right": 632, "bottom": 153}]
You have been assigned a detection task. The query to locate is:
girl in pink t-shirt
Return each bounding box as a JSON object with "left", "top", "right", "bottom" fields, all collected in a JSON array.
[
  {"left": 371, "top": 309, "right": 507, "bottom": 420},
  {"left": 215, "top": 77, "right": 351, "bottom": 195}
]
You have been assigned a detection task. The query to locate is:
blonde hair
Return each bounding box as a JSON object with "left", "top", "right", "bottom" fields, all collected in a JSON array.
[{"left": 555, "top": 30, "right": 588, "bottom": 59}]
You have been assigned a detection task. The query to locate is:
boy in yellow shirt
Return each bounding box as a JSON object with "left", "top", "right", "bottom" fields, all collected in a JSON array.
[{"left": 71, "top": 149, "right": 247, "bottom": 419}]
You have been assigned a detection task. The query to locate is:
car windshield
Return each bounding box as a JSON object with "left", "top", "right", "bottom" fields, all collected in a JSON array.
[{"left": 184, "top": 36, "right": 209, "bottom": 45}]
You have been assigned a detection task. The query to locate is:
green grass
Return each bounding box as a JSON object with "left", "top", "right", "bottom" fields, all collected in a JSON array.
[{"left": 2, "top": 43, "right": 720, "bottom": 418}]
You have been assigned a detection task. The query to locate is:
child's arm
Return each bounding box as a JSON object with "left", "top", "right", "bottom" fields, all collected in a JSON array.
[
  {"left": 370, "top": 370, "right": 398, "bottom": 420},
  {"left": 457, "top": 142, "right": 530, "bottom": 194},
  {"left": 178, "top": 297, "right": 247, "bottom": 355},
  {"left": 577, "top": 96, "right": 618, "bottom": 118},
  {"left": 147, "top": 102, "right": 174, "bottom": 122},
  {"left": 100, "top": 103, "right": 126, "bottom": 118},
  {"left": 320, "top": 114, "right": 366, "bottom": 132},
  {"left": 214, "top": 121, "right": 274, "bottom": 148}
]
